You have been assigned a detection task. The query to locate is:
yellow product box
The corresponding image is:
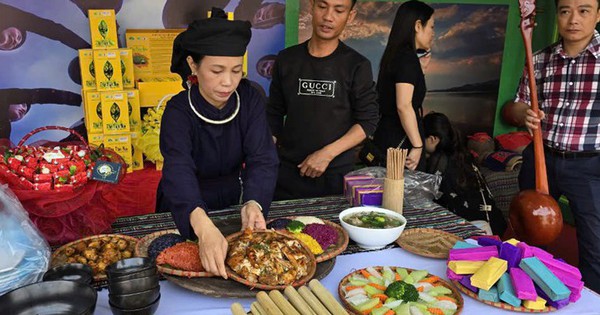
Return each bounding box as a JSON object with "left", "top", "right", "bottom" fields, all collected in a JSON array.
[
  {"left": 79, "top": 49, "right": 96, "bottom": 90},
  {"left": 94, "top": 50, "right": 123, "bottom": 91},
  {"left": 155, "top": 160, "right": 163, "bottom": 171},
  {"left": 87, "top": 133, "right": 104, "bottom": 148},
  {"left": 103, "top": 134, "right": 133, "bottom": 173},
  {"left": 136, "top": 74, "right": 183, "bottom": 107},
  {"left": 88, "top": 9, "right": 118, "bottom": 49},
  {"left": 125, "top": 89, "right": 141, "bottom": 133},
  {"left": 130, "top": 132, "right": 144, "bottom": 171},
  {"left": 83, "top": 90, "right": 103, "bottom": 134},
  {"left": 125, "top": 29, "right": 184, "bottom": 77},
  {"left": 101, "top": 91, "right": 130, "bottom": 134},
  {"left": 119, "top": 49, "right": 135, "bottom": 89}
]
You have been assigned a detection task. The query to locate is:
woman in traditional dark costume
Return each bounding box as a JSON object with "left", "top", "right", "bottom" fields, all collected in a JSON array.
[{"left": 156, "top": 8, "right": 278, "bottom": 278}]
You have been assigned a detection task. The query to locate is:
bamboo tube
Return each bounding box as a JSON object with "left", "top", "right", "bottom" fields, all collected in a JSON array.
[
  {"left": 231, "top": 302, "right": 247, "bottom": 315},
  {"left": 269, "top": 290, "right": 301, "bottom": 315},
  {"left": 256, "top": 291, "right": 284, "bottom": 315},
  {"left": 284, "top": 286, "right": 317, "bottom": 315},
  {"left": 298, "top": 286, "right": 332, "bottom": 315},
  {"left": 251, "top": 302, "right": 266, "bottom": 315},
  {"left": 308, "top": 279, "right": 349, "bottom": 315}
]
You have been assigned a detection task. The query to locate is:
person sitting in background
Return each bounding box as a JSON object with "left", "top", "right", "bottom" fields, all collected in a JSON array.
[
  {"left": 423, "top": 112, "right": 507, "bottom": 236},
  {"left": 157, "top": 8, "right": 279, "bottom": 278}
]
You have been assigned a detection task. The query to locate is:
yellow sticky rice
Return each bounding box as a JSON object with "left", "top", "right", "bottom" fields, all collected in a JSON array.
[{"left": 294, "top": 233, "right": 324, "bottom": 255}]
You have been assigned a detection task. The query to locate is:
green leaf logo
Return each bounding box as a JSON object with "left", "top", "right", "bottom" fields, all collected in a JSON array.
[
  {"left": 98, "top": 20, "right": 108, "bottom": 39},
  {"left": 96, "top": 102, "right": 102, "bottom": 119},
  {"left": 121, "top": 59, "right": 126, "bottom": 76},
  {"left": 89, "top": 61, "right": 95, "bottom": 77},
  {"left": 103, "top": 61, "right": 114, "bottom": 80},
  {"left": 128, "top": 101, "right": 132, "bottom": 115},
  {"left": 110, "top": 102, "right": 121, "bottom": 122}
]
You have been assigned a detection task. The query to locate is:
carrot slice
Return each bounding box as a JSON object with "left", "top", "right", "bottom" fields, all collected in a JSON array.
[
  {"left": 436, "top": 296, "right": 457, "bottom": 302},
  {"left": 371, "top": 293, "right": 388, "bottom": 302},
  {"left": 420, "top": 276, "right": 440, "bottom": 283},
  {"left": 367, "top": 283, "right": 387, "bottom": 291},
  {"left": 360, "top": 270, "right": 372, "bottom": 279},
  {"left": 428, "top": 307, "right": 445, "bottom": 315}
]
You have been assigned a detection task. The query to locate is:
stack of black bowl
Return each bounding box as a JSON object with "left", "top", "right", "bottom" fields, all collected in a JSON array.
[{"left": 106, "top": 257, "right": 160, "bottom": 315}]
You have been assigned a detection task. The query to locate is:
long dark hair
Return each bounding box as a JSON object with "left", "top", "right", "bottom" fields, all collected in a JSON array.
[
  {"left": 423, "top": 112, "right": 476, "bottom": 190},
  {"left": 378, "top": 0, "right": 433, "bottom": 83}
]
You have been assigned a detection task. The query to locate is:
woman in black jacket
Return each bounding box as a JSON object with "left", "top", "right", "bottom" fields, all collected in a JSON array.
[{"left": 423, "top": 112, "right": 507, "bottom": 236}]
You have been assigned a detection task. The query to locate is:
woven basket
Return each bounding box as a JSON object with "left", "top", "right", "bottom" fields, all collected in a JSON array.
[{"left": 0, "top": 126, "right": 126, "bottom": 245}]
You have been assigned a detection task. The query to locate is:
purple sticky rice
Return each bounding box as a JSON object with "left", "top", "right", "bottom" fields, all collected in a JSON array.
[{"left": 303, "top": 223, "right": 338, "bottom": 250}]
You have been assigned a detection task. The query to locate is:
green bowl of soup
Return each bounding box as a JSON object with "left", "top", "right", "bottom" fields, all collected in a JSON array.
[{"left": 339, "top": 207, "right": 407, "bottom": 249}]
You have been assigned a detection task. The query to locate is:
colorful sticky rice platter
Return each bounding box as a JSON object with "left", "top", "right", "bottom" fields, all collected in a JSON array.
[
  {"left": 447, "top": 237, "right": 584, "bottom": 312},
  {"left": 339, "top": 266, "right": 463, "bottom": 315},
  {"left": 266, "top": 216, "right": 349, "bottom": 262}
]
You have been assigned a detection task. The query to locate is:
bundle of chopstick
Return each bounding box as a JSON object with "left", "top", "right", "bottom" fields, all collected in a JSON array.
[
  {"left": 231, "top": 279, "right": 349, "bottom": 315},
  {"left": 386, "top": 148, "right": 408, "bottom": 180}
]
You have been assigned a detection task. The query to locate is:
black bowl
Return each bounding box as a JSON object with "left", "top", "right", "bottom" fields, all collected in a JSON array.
[
  {"left": 109, "top": 286, "right": 160, "bottom": 310},
  {"left": 108, "top": 274, "right": 160, "bottom": 295},
  {"left": 0, "top": 280, "right": 97, "bottom": 315},
  {"left": 106, "top": 258, "right": 155, "bottom": 278},
  {"left": 108, "top": 266, "right": 158, "bottom": 282},
  {"left": 109, "top": 294, "right": 160, "bottom": 315},
  {"left": 43, "top": 263, "right": 93, "bottom": 284}
]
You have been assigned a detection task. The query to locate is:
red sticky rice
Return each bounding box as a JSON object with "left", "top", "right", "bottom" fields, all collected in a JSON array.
[{"left": 156, "top": 242, "right": 203, "bottom": 272}]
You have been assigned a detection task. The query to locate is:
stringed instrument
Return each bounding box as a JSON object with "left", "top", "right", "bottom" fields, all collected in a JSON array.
[{"left": 508, "top": 0, "right": 563, "bottom": 246}]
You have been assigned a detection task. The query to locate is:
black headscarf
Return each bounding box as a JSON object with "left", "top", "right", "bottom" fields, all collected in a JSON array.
[{"left": 170, "top": 7, "right": 252, "bottom": 83}]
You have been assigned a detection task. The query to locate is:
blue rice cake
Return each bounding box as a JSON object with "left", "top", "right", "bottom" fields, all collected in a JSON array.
[
  {"left": 478, "top": 285, "right": 500, "bottom": 302},
  {"left": 497, "top": 273, "right": 522, "bottom": 307},
  {"left": 452, "top": 241, "right": 480, "bottom": 250},
  {"left": 519, "top": 257, "right": 570, "bottom": 301}
]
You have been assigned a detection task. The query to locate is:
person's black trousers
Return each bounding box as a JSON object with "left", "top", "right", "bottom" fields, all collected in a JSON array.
[{"left": 519, "top": 143, "right": 600, "bottom": 294}]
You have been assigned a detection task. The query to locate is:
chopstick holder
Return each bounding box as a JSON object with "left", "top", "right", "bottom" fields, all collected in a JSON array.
[{"left": 382, "top": 148, "right": 407, "bottom": 214}]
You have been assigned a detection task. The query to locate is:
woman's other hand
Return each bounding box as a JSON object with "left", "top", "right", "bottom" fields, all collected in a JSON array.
[
  {"left": 406, "top": 147, "right": 422, "bottom": 170},
  {"left": 241, "top": 201, "right": 266, "bottom": 230},
  {"left": 190, "top": 207, "right": 229, "bottom": 279}
]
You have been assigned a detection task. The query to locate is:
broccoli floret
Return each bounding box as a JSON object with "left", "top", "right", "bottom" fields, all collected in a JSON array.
[
  {"left": 286, "top": 220, "right": 305, "bottom": 233},
  {"left": 384, "top": 281, "right": 419, "bottom": 302}
]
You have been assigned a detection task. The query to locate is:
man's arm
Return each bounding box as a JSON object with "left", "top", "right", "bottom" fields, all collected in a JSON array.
[{"left": 298, "top": 124, "right": 366, "bottom": 178}]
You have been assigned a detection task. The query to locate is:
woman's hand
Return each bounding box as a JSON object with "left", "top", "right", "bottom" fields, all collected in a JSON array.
[
  {"left": 524, "top": 108, "right": 545, "bottom": 135},
  {"left": 190, "top": 208, "right": 229, "bottom": 279},
  {"left": 241, "top": 201, "right": 266, "bottom": 230},
  {"left": 406, "top": 147, "right": 422, "bottom": 170}
]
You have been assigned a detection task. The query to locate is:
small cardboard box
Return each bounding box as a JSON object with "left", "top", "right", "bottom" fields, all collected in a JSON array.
[
  {"left": 78, "top": 49, "right": 96, "bottom": 90},
  {"left": 136, "top": 74, "right": 183, "bottom": 107},
  {"left": 125, "top": 89, "right": 141, "bottom": 133},
  {"left": 355, "top": 187, "right": 384, "bottom": 207},
  {"left": 101, "top": 91, "right": 130, "bottom": 134},
  {"left": 87, "top": 133, "right": 104, "bottom": 148},
  {"left": 103, "top": 134, "right": 133, "bottom": 173},
  {"left": 130, "top": 132, "right": 144, "bottom": 171},
  {"left": 119, "top": 49, "right": 135, "bottom": 89},
  {"left": 94, "top": 50, "right": 123, "bottom": 91},
  {"left": 83, "top": 90, "right": 103, "bottom": 134},
  {"left": 88, "top": 9, "right": 118, "bottom": 49}
]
